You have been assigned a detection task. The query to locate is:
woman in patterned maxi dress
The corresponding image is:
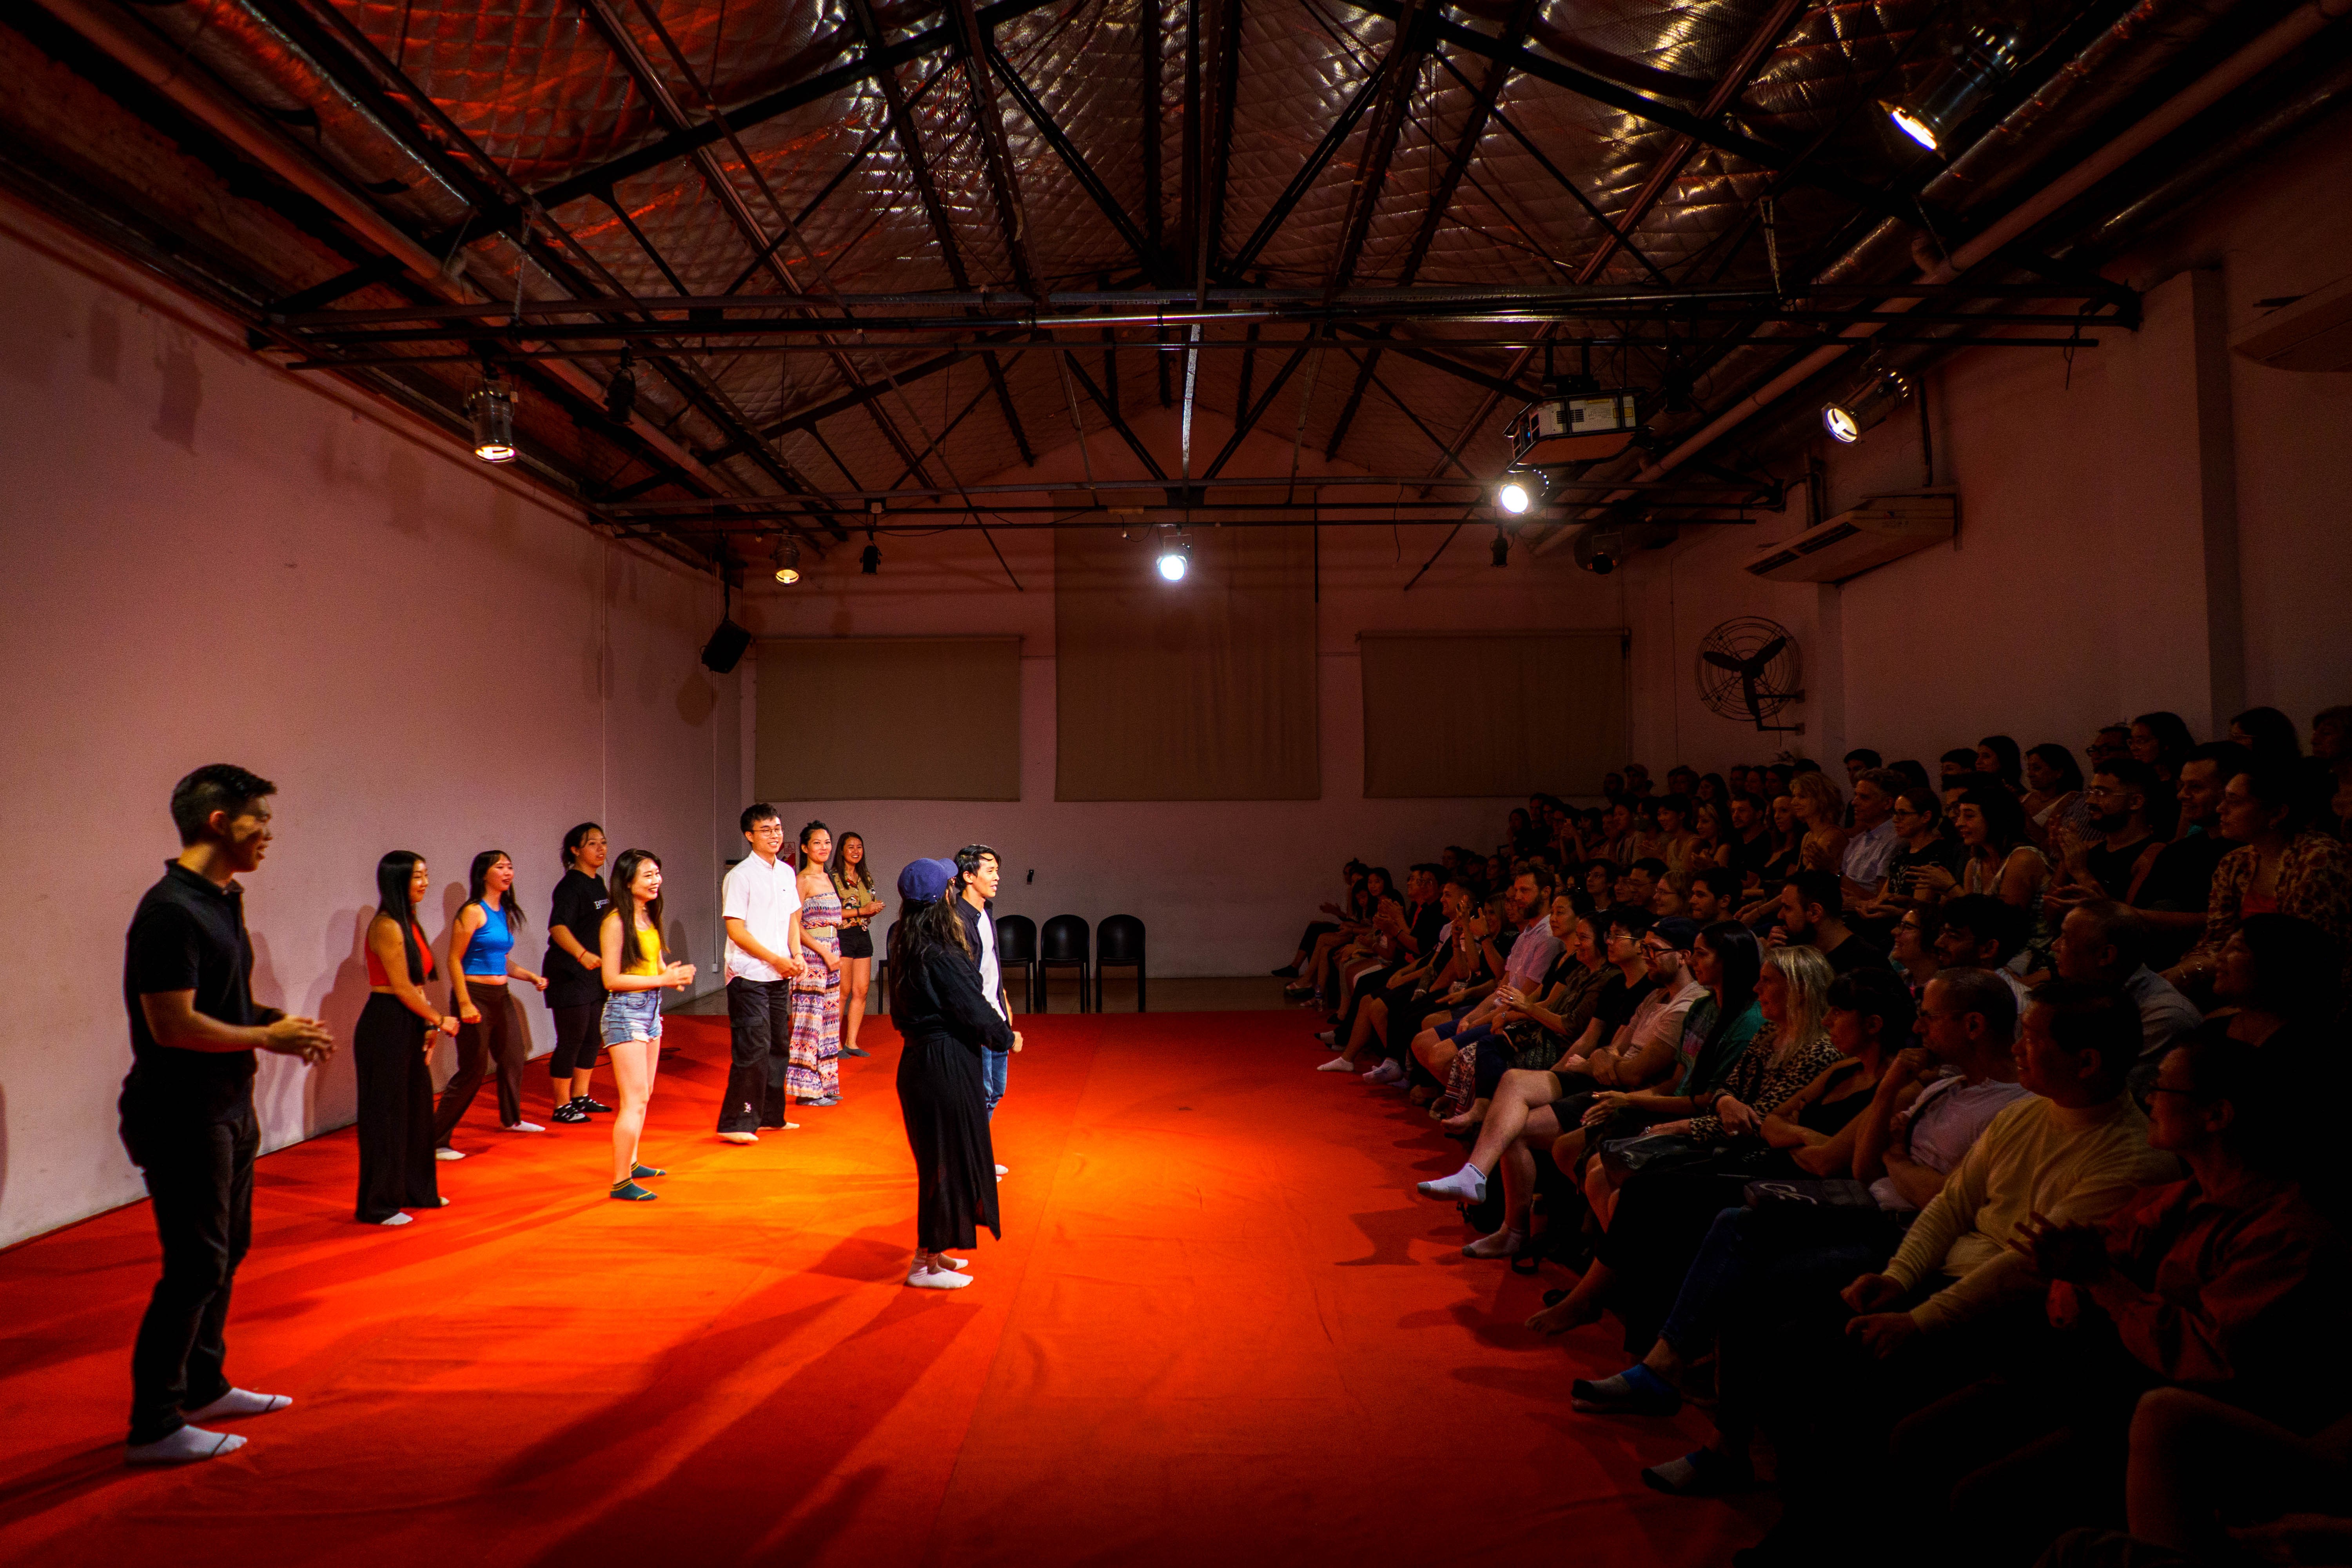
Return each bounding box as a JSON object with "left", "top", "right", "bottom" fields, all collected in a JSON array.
[{"left": 789, "top": 823, "right": 845, "bottom": 1104}]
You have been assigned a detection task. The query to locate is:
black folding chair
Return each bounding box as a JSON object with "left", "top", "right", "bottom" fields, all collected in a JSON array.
[
  {"left": 995, "top": 914, "right": 1039, "bottom": 1014},
  {"left": 1096, "top": 915, "right": 1146, "bottom": 1011},
  {"left": 1036, "top": 915, "right": 1092, "bottom": 1013}
]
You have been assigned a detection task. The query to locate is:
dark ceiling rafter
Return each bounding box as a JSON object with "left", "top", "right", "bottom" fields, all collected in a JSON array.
[
  {"left": 1201, "top": 327, "right": 1321, "bottom": 479},
  {"left": 232, "top": 0, "right": 851, "bottom": 548},
  {"left": 1062, "top": 351, "right": 1171, "bottom": 480},
  {"left": 945, "top": 0, "right": 1040, "bottom": 297},
  {"left": 848, "top": 0, "right": 1034, "bottom": 466},
  {"left": 983, "top": 34, "right": 1154, "bottom": 267},
  {"left": 1225, "top": 42, "right": 1390, "bottom": 276},
  {"left": 1324, "top": 0, "right": 1541, "bottom": 457}
]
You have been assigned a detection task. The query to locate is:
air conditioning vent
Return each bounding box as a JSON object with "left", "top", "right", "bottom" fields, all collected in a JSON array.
[
  {"left": 2233, "top": 272, "right": 2352, "bottom": 372},
  {"left": 1744, "top": 491, "right": 1956, "bottom": 584}
]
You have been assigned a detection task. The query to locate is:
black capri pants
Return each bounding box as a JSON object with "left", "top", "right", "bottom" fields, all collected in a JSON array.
[{"left": 548, "top": 1001, "right": 603, "bottom": 1078}]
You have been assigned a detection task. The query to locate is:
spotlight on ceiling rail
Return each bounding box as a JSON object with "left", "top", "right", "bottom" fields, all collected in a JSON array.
[
  {"left": 860, "top": 540, "right": 881, "bottom": 575},
  {"left": 604, "top": 349, "right": 636, "bottom": 425},
  {"left": 1884, "top": 22, "right": 2026, "bottom": 154},
  {"left": 1155, "top": 526, "right": 1192, "bottom": 583},
  {"left": 1491, "top": 526, "right": 1511, "bottom": 568},
  {"left": 468, "top": 367, "right": 516, "bottom": 463},
  {"left": 1822, "top": 361, "right": 1914, "bottom": 444},
  {"left": 773, "top": 537, "right": 802, "bottom": 585},
  {"left": 1495, "top": 470, "right": 1545, "bottom": 516}
]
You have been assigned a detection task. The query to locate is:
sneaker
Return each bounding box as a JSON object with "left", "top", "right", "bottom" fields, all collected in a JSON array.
[
  {"left": 504, "top": 1120, "right": 545, "bottom": 1133},
  {"left": 433, "top": 1147, "right": 465, "bottom": 1162},
  {"left": 608, "top": 1181, "right": 657, "bottom": 1201},
  {"left": 630, "top": 1163, "right": 666, "bottom": 1179},
  {"left": 1361, "top": 1060, "right": 1403, "bottom": 1086},
  {"left": 995, "top": 1164, "right": 1009, "bottom": 1177},
  {"left": 806, "top": 1094, "right": 843, "bottom": 1107},
  {"left": 581, "top": 1097, "right": 614, "bottom": 1114},
  {"left": 551, "top": 1100, "right": 589, "bottom": 1124}
]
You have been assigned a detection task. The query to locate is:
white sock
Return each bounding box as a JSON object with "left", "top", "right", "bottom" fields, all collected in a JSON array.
[
  {"left": 1316, "top": 1055, "right": 1357, "bottom": 1072},
  {"left": 995, "top": 1164, "right": 1009, "bottom": 1177},
  {"left": 126, "top": 1425, "right": 246, "bottom": 1464},
  {"left": 1415, "top": 1164, "right": 1486, "bottom": 1203},
  {"left": 378, "top": 1212, "right": 413, "bottom": 1227},
  {"left": 185, "top": 1388, "right": 292, "bottom": 1421},
  {"left": 907, "top": 1267, "right": 973, "bottom": 1290}
]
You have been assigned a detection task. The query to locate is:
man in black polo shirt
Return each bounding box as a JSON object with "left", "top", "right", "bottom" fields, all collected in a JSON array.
[
  {"left": 121, "top": 764, "right": 332, "bottom": 1464},
  {"left": 1773, "top": 870, "right": 1892, "bottom": 976}
]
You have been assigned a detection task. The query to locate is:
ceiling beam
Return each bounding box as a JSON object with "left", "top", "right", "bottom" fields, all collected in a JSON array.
[
  {"left": 1226, "top": 45, "right": 1389, "bottom": 275},
  {"left": 983, "top": 34, "right": 1154, "bottom": 267},
  {"left": 1063, "top": 352, "right": 1169, "bottom": 480},
  {"left": 945, "top": 0, "right": 1039, "bottom": 296}
]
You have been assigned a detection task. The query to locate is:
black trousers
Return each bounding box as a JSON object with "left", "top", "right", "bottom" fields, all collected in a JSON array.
[
  {"left": 719, "top": 976, "right": 793, "bottom": 1131},
  {"left": 354, "top": 994, "right": 440, "bottom": 1222},
  {"left": 434, "top": 982, "right": 526, "bottom": 1143},
  {"left": 548, "top": 1000, "right": 601, "bottom": 1079},
  {"left": 120, "top": 1100, "right": 256, "bottom": 1445}
]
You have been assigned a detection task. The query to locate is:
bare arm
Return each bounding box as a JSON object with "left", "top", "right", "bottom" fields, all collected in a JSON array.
[
  {"left": 139, "top": 992, "right": 332, "bottom": 1062},
  {"left": 370, "top": 916, "right": 454, "bottom": 1035},
  {"left": 1853, "top": 1060, "right": 1929, "bottom": 1182},
  {"left": 448, "top": 905, "right": 483, "bottom": 1020}
]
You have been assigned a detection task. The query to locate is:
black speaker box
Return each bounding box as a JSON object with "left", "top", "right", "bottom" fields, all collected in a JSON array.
[{"left": 701, "top": 618, "right": 752, "bottom": 674}]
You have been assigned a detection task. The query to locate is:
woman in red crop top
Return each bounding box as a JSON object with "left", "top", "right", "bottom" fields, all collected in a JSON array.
[{"left": 356, "top": 852, "right": 459, "bottom": 1226}]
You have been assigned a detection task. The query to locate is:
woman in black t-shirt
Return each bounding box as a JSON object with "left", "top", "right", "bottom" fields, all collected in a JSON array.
[{"left": 544, "top": 822, "right": 612, "bottom": 1124}]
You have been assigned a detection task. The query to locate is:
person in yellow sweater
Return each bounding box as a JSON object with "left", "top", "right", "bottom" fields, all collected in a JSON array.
[{"left": 1840, "top": 982, "right": 2180, "bottom": 1357}]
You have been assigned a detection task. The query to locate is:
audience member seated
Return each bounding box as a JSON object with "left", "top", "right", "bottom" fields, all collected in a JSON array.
[
  {"left": 2131, "top": 742, "right": 2251, "bottom": 966},
  {"left": 2052, "top": 760, "right": 2168, "bottom": 910},
  {"left": 2131, "top": 711, "right": 2198, "bottom": 840},
  {"left": 1566, "top": 967, "right": 1918, "bottom": 1429},
  {"left": 1725, "top": 793, "right": 1774, "bottom": 890},
  {"left": 1274, "top": 858, "right": 1367, "bottom": 977},
  {"left": 1923, "top": 784, "right": 2055, "bottom": 970},
  {"left": 1839, "top": 768, "right": 1905, "bottom": 907},
  {"left": 1688, "top": 866, "right": 1742, "bottom": 927},
  {"left": 1738, "top": 982, "right": 2176, "bottom": 1562},
  {"left": 1891, "top": 904, "right": 1945, "bottom": 991},
  {"left": 1885, "top": 1033, "right": 2348, "bottom": 1564},
  {"left": 1978, "top": 734, "right": 2027, "bottom": 796},
  {"left": 1774, "top": 870, "right": 1893, "bottom": 977},
  {"left": 1377, "top": 867, "right": 1560, "bottom": 1090},
  {"left": 1414, "top": 912, "right": 1704, "bottom": 1224},
  {"left": 1430, "top": 902, "right": 1614, "bottom": 1130},
  {"left": 2050, "top": 901, "right": 2202, "bottom": 1066},
  {"left": 2203, "top": 913, "right": 2340, "bottom": 1053},
  {"left": 2169, "top": 759, "right": 2352, "bottom": 1001},
  {"left": 2024, "top": 742, "right": 2089, "bottom": 851},
  {"left": 1857, "top": 786, "right": 1964, "bottom": 922},
  {"left": 2229, "top": 706, "right": 2303, "bottom": 769},
  {"left": 1942, "top": 748, "right": 1982, "bottom": 785},
  {"left": 1791, "top": 772, "right": 1851, "bottom": 875},
  {"left": 1527, "top": 945, "right": 1838, "bottom": 1340}
]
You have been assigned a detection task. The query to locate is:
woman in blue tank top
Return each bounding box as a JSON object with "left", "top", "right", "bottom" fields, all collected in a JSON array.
[{"left": 434, "top": 851, "right": 549, "bottom": 1155}]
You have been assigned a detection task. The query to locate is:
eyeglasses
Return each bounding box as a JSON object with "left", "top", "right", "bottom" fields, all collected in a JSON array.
[{"left": 1638, "top": 941, "right": 1679, "bottom": 958}]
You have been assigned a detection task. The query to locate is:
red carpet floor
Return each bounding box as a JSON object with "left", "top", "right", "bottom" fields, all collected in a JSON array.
[{"left": 0, "top": 1012, "right": 1770, "bottom": 1566}]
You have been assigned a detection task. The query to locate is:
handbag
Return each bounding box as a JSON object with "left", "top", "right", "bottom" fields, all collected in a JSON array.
[{"left": 1740, "top": 1176, "right": 1894, "bottom": 1245}]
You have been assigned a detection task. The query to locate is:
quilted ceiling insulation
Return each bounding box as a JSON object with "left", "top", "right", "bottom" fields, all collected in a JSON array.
[{"left": 11, "top": 0, "right": 2332, "bottom": 549}]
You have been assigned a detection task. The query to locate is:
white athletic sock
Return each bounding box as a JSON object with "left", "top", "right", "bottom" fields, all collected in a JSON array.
[
  {"left": 1415, "top": 1164, "right": 1486, "bottom": 1203},
  {"left": 126, "top": 1425, "right": 246, "bottom": 1464},
  {"left": 907, "top": 1267, "right": 973, "bottom": 1290},
  {"left": 1315, "top": 1054, "right": 1357, "bottom": 1073},
  {"left": 185, "top": 1388, "right": 292, "bottom": 1421}
]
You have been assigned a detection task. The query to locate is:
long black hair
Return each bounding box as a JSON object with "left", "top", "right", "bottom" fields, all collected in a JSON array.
[
  {"left": 468, "top": 849, "right": 526, "bottom": 929},
  {"left": 374, "top": 850, "right": 426, "bottom": 983},
  {"left": 1695, "top": 920, "right": 1763, "bottom": 1060},
  {"left": 608, "top": 849, "right": 666, "bottom": 964},
  {"left": 829, "top": 830, "right": 873, "bottom": 891},
  {"left": 888, "top": 889, "right": 973, "bottom": 1015}
]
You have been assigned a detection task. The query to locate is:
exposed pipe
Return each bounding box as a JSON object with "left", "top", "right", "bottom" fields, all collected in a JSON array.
[{"left": 1538, "top": 0, "right": 2352, "bottom": 552}]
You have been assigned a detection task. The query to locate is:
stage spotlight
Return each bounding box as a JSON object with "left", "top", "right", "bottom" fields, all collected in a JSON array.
[
  {"left": 1155, "top": 528, "right": 1191, "bottom": 583},
  {"left": 1821, "top": 362, "right": 1913, "bottom": 444},
  {"left": 467, "top": 369, "right": 516, "bottom": 463},
  {"left": 773, "top": 537, "right": 802, "bottom": 584},
  {"left": 1495, "top": 470, "right": 1544, "bottom": 516},
  {"left": 1884, "top": 23, "right": 2025, "bottom": 153},
  {"left": 1491, "top": 527, "right": 1510, "bottom": 568},
  {"left": 860, "top": 542, "right": 881, "bottom": 575},
  {"left": 604, "top": 349, "right": 636, "bottom": 424}
]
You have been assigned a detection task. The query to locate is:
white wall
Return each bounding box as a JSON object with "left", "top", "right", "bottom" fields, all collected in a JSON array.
[
  {"left": 0, "top": 203, "right": 739, "bottom": 1248},
  {"left": 736, "top": 404, "right": 1631, "bottom": 976}
]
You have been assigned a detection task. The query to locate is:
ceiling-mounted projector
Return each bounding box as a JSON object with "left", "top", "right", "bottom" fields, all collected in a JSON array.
[{"left": 1508, "top": 384, "right": 1641, "bottom": 465}]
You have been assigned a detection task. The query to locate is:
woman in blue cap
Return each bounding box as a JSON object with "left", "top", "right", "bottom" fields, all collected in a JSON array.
[{"left": 891, "top": 857, "right": 1020, "bottom": 1288}]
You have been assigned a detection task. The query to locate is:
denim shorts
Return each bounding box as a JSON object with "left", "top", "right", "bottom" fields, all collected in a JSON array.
[{"left": 601, "top": 987, "right": 663, "bottom": 1045}]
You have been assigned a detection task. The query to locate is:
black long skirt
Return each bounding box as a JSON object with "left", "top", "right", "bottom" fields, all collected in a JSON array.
[
  {"left": 354, "top": 994, "right": 441, "bottom": 1222},
  {"left": 895, "top": 1030, "right": 1000, "bottom": 1252}
]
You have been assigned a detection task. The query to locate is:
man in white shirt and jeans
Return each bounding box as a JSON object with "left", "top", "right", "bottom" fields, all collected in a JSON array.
[
  {"left": 953, "top": 844, "right": 1016, "bottom": 1178},
  {"left": 718, "top": 804, "right": 804, "bottom": 1143}
]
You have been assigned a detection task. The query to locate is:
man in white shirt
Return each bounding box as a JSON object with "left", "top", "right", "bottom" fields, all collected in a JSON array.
[
  {"left": 717, "top": 805, "right": 804, "bottom": 1143},
  {"left": 1840, "top": 768, "right": 1906, "bottom": 902},
  {"left": 952, "top": 844, "right": 1016, "bottom": 1122},
  {"left": 2051, "top": 900, "right": 2201, "bottom": 1060}
]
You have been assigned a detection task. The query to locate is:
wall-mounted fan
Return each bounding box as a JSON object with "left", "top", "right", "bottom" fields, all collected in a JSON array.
[{"left": 1697, "top": 616, "right": 1805, "bottom": 733}]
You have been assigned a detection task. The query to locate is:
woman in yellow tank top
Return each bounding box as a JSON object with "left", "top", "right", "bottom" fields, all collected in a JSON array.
[{"left": 599, "top": 849, "right": 695, "bottom": 1201}]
